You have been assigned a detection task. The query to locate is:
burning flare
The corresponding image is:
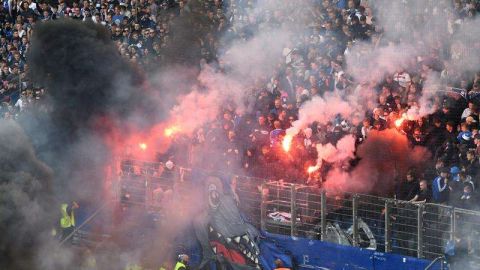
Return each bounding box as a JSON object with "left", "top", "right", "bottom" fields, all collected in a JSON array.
[
  {"left": 139, "top": 143, "right": 147, "bottom": 151},
  {"left": 307, "top": 165, "right": 320, "bottom": 174},
  {"left": 164, "top": 126, "right": 181, "bottom": 137},
  {"left": 282, "top": 134, "right": 293, "bottom": 152},
  {"left": 395, "top": 114, "right": 407, "bottom": 128},
  {"left": 394, "top": 118, "right": 404, "bottom": 128}
]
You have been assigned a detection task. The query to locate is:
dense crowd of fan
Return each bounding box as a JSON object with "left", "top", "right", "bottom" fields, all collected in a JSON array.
[{"left": 2, "top": 0, "right": 480, "bottom": 211}]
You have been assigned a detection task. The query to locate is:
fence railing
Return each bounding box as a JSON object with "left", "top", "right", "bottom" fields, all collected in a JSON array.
[
  {"left": 116, "top": 159, "right": 480, "bottom": 263},
  {"left": 244, "top": 181, "right": 480, "bottom": 262}
]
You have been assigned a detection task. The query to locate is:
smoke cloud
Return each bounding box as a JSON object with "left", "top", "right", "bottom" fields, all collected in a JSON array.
[
  {"left": 1, "top": 19, "right": 147, "bottom": 269},
  {"left": 346, "top": 0, "right": 480, "bottom": 119},
  {"left": 165, "top": 1, "right": 312, "bottom": 136},
  {"left": 288, "top": 94, "right": 353, "bottom": 137},
  {"left": 26, "top": 19, "right": 137, "bottom": 184},
  {"left": 323, "top": 129, "right": 430, "bottom": 195},
  {"left": 0, "top": 119, "right": 55, "bottom": 270}
]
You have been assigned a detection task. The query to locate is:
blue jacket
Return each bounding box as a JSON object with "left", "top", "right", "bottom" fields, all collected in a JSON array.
[{"left": 432, "top": 176, "right": 449, "bottom": 203}]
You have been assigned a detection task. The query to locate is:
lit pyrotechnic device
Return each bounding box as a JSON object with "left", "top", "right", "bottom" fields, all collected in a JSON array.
[
  {"left": 282, "top": 134, "right": 293, "bottom": 152},
  {"left": 307, "top": 165, "right": 320, "bottom": 174},
  {"left": 139, "top": 143, "right": 147, "bottom": 151},
  {"left": 395, "top": 114, "right": 407, "bottom": 128},
  {"left": 164, "top": 126, "right": 181, "bottom": 137}
]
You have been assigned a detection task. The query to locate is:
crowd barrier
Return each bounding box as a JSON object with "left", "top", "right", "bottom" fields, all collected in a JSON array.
[{"left": 75, "top": 158, "right": 480, "bottom": 267}]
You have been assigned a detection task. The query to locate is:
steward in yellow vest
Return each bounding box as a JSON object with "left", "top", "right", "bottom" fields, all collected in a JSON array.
[
  {"left": 60, "top": 201, "right": 79, "bottom": 241},
  {"left": 174, "top": 254, "right": 189, "bottom": 270}
]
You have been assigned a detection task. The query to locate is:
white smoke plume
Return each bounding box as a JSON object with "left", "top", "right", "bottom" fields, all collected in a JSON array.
[
  {"left": 349, "top": 0, "right": 480, "bottom": 119},
  {"left": 287, "top": 94, "right": 353, "bottom": 137},
  {"left": 311, "top": 134, "right": 356, "bottom": 172},
  {"left": 346, "top": 42, "right": 418, "bottom": 85},
  {"left": 166, "top": 1, "right": 311, "bottom": 135}
]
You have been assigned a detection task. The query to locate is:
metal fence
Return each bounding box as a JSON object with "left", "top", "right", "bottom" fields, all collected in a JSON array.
[
  {"left": 114, "top": 159, "right": 480, "bottom": 263},
  {"left": 250, "top": 181, "right": 480, "bottom": 262}
]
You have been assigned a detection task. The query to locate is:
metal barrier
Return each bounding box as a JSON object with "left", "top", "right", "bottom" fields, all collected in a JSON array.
[
  {"left": 114, "top": 159, "right": 480, "bottom": 263},
  {"left": 253, "top": 182, "right": 480, "bottom": 261},
  {"left": 424, "top": 256, "right": 447, "bottom": 270}
]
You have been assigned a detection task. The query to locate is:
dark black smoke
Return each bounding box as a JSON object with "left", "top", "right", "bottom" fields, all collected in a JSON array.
[
  {"left": 0, "top": 119, "right": 54, "bottom": 270},
  {"left": 27, "top": 19, "right": 138, "bottom": 138},
  {"left": 0, "top": 19, "right": 146, "bottom": 269},
  {"left": 26, "top": 19, "right": 143, "bottom": 199},
  {"left": 0, "top": 10, "right": 221, "bottom": 268}
]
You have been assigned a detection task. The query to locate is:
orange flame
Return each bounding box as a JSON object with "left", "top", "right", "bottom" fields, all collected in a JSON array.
[
  {"left": 164, "top": 126, "right": 181, "bottom": 137},
  {"left": 282, "top": 134, "right": 293, "bottom": 152},
  {"left": 307, "top": 165, "right": 320, "bottom": 174},
  {"left": 139, "top": 143, "right": 147, "bottom": 151}
]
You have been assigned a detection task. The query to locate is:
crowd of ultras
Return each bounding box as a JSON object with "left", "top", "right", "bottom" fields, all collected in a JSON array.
[
  {"left": 0, "top": 0, "right": 479, "bottom": 199},
  {"left": 2, "top": 0, "right": 480, "bottom": 269}
]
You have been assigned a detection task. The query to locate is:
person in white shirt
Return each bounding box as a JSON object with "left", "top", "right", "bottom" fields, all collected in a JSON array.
[
  {"left": 14, "top": 92, "right": 26, "bottom": 112},
  {"left": 461, "top": 101, "right": 477, "bottom": 119}
]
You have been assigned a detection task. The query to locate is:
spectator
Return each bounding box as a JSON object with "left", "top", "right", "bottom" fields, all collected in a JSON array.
[
  {"left": 0, "top": 0, "right": 478, "bottom": 218},
  {"left": 458, "top": 184, "right": 478, "bottom": 210},
  {"left": 432, "top": 167, "right": 450, "bottom": 204},
  {"left": 410, "top": 180, "right": 432, "bottom": 203},
  {"left": 396, "top": 170, "right": 419, "bottom": 201}
]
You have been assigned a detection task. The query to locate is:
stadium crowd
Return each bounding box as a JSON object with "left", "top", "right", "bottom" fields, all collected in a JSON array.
[{"left": 2, "top": 0, "right": 480, "bottom": 211}]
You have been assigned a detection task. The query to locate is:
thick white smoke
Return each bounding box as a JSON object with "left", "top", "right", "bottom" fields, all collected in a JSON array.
[
  {"left": 310, "top": 134, "right": 356, "bottom": 172},
  {"left": 288, "top": 94, "right": 353, "bottom": 137}
]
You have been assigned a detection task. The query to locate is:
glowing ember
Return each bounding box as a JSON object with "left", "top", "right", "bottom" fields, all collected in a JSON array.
[
  {"left": 139, "top": 143, "right": 147, "bottom": 151},
  {"left": 282, "top": 134, "right": 293, "bottom": 152},
  {"left": 307, "top": 165, "right": 320, "bottom": 174},
  {"left": 164, "top": 126, "right": 181, "bottom": 137}
]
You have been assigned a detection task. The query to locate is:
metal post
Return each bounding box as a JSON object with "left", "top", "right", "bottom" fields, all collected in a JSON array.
[
  {"left": 320, "top": 190, "right": 327, "bottom": 241},
  {"left": 384, "top": 200, "right": 392, "bottom": 253},
  {"left": 260, "top": 183, "right": 266, "bottom": 232},
  {"left": 450, "top": 207, "right": 456, "bottom": 241},
  {"left": 352, "top": 195, "right": 359, "bottom": 247},
  {"left": 417, "top": 204, "right": 424, "bottom": 258},
  {"left": 290, "top": 185, "right": 297, "bottom": 237}
]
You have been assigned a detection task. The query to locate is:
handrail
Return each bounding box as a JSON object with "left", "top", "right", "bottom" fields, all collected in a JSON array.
[
  {"left": 59, "top": 200, "right": 112, "bottom": 246},
  {"left": 116, "top": 158, "right": 480, "bottom": 261},
  {"left": 424, "top": 256, "right": 446, "bottom": 270},
  {"left": 114, "top": 158, "right": 480, "bottom": 213}
]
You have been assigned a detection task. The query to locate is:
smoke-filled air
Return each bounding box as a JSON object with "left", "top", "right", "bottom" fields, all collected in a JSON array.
[{"left": 1, "top": 0, "right": 480, "bottom": 269}]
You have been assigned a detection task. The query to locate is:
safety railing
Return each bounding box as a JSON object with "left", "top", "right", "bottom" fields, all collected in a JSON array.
[
  {"left": 118, "top": 159, "right": 180, "bottom": 211},
  {"left": 424, "top": 256, "right": 447, "bottom": 270},
  {"left": 114, "top": 159, "right": 480, "bottom": 263},
  {"left": 252, "top": 182, "right": 480, "bottom": 261}
]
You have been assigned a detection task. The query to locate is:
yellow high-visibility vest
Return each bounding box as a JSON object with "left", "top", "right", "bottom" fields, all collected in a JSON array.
[
  {"left": 60, "top": 203, "right": 75, "bottom": 228},
  {"left": 174, "top": 261, "right": 186, "bottom": 270}
]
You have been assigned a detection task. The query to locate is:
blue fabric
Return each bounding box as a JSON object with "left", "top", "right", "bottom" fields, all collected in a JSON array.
[
  {"left": 445, "top": 240, "right": 455, "bottom": 256},
  {"left": 432, "top": 176, "right": 449, "bottom": 203},
  {"left": 258, "top": 237, "right": 292, "bottom": 270},
  {"left": 262, "top": 232, "right": 447, "bottom": 270},
  {"left": 457, "top": 131, "right": 472, "bottom": 143},
  {"left": 336, "top": 0, "right": 347, "bottom": 9},
  {"left": 269, "top": 129, "right": 285, "bottom": 147}
]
